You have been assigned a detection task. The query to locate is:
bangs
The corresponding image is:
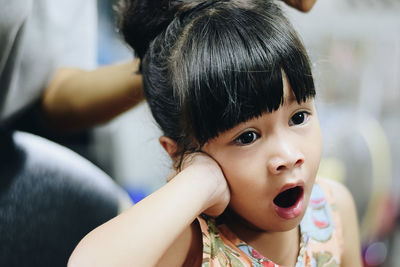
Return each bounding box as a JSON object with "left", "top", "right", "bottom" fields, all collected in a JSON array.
[{"left": 170, "top": 3, "right": 315, "bottom": 145}]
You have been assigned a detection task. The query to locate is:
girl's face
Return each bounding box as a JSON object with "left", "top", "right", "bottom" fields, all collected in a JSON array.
[{"left": 202, "top": 77, "right": 322, "bottom": 232}]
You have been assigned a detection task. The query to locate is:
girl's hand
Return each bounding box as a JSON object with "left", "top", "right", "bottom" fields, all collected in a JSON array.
[{"left": 174, "top": 152, "right": 231, "bottom": 217}]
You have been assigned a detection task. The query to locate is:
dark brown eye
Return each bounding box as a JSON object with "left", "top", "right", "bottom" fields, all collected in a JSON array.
[
  {"left": 289, "top": 112, "right": 309, "bottom": 126},
  {"left": 235, "top": 131, "right": 259, "bottom": 145}
]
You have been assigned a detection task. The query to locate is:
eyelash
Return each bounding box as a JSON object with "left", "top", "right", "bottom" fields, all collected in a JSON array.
[
  {"left": 234, "top": 131, "right": 260, "bottom": 146},
  {"left": 233, "top": 111, "right": 311, "bottom": 146}
]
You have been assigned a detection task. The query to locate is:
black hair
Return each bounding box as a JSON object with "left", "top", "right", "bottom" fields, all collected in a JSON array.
[{"left": 119, "top": 0, "right": 315, "bottom": 162}]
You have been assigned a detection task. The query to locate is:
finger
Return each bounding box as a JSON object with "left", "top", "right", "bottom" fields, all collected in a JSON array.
[{"left": 282, "top": 0, "right": 317, "bottom": 12}]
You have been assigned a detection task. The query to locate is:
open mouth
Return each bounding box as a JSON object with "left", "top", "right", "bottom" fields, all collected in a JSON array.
[{"left": 273, "top": 186, "right": 303, "bottom": 208}]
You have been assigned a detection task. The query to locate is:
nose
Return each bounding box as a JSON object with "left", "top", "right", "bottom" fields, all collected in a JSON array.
[{"left": 267, "top": 139, "right": 304, "bottom": 175}]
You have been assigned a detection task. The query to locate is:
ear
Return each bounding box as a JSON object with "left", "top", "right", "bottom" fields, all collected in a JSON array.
[{"left": 159, "top": 136, "right": 178, "bottom": 159}]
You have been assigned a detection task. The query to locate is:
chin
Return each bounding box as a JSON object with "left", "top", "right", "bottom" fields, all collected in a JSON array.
[
  {"left": 232, "top": 211, "right": 305, "bottom": 234},
  {"left": 272, "top": 216, "right": 304, "bottom": 232}
]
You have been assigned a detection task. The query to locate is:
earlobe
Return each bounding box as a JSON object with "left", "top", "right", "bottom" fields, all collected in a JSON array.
[{"left": 159, "top": 136, "right": 178, "bottom": 159}]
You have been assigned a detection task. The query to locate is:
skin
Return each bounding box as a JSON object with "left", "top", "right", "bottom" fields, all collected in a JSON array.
[
  {"left": 68, "top": 75, "right": 362, "bottom": 266},
  {"left": 41, "top": 59, "right": 144, "bottom": 132},
  {"left": 282, "top": 0, "right": 317, "bottom": 12}
]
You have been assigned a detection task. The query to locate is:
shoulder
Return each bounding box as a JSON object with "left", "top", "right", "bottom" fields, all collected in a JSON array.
[
  {"left": 316, "top": 178, "right": 362, "bottom": 266},
  {"left": 317, "top": 178, "right": 353, "bottom": 209},
  {"left": 316, "top": 178, "right": 356, "bottom": 230}
]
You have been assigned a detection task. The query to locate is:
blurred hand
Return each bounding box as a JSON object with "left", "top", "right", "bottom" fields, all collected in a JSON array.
[{"left": 282, "top": 0, "right": 317, "bottom": 12}]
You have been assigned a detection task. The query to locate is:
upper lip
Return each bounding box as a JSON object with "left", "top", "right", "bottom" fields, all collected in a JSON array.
[{"left": 276, "top": 179, "right": 305, "bottom": 195}]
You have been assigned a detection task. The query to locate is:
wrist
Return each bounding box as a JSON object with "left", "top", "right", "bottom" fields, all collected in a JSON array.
[
  {"left": 172, "top": 166, "right": 221, "bottom": 213},
  {"left": 177, "top": 162, "right": 229, "bottom": 217}
]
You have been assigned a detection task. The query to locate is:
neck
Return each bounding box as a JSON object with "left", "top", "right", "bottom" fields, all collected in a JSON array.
[{"left": 226, "top": 215, "right": 300, "bottom": 266}]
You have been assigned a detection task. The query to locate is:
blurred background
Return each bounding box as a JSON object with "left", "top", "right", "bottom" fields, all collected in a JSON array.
[{"left": 62, "top": 0, "right": 400, "bottom": 266}]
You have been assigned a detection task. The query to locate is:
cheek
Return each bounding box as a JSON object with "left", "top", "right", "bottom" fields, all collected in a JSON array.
[
  {"left": 215, "top": 149, "right": 263, "bottom": 185},
  {"left": 306, "top": 125, "right": 322, "bottom": 185},
  {"left": 310, "top": 130, "right": 322, "bottom": 161},
  {"left": 313, "top": 126, "right": 323, "bottom": 163},
  {"left": 218, "top": 157, "right": 248, "bottom": 189},
  {"left": 306, "top": 120, "right": 323, "bottom": 161},
  {"left": 220, "top": 158, "right": 270, "bottom": 210}
]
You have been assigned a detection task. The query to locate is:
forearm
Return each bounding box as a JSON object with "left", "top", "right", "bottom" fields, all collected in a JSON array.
[
  {"left": 41, "top": 60, "right": 143, "bottom": 132},
  {"left": 68, "top": 168, "right": 213, "bottom": 267}
]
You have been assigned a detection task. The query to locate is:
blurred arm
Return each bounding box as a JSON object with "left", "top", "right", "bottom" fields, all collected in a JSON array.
[{"left": 41, "top": 59, "right": 143, "bottom": 132}]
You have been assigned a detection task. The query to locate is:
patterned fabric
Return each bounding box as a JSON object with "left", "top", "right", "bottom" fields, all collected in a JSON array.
[{"left": 199, "top": 180, "right": 343, "bottom": 267}]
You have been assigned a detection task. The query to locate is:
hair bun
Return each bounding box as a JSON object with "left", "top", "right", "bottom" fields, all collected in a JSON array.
[
  {"left": 177, "top": 0, "right": 228, "bottom": 19},
  {"left": 118, "top": 0, "right": 230, "bottom": 62},
  {"left": 118, "top": 0, "right": 177, "bottom": 60}
]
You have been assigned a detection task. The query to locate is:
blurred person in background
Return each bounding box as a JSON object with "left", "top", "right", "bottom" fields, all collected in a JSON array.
[{"left": 0, "top": 0, "right": 143, "bottom": 266}]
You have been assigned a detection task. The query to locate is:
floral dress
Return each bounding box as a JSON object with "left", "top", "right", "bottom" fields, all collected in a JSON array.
[{"left": 199, "top": 180, "right": 343, "bottom": 267}]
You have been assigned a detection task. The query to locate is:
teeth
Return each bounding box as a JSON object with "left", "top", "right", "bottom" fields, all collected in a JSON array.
[{"left": 273, "top": 186, "right": 302, "bottom": 208}]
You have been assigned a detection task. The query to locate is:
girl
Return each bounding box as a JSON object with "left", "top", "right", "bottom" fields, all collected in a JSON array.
[{"left": 69, "top": 0, "right": 362, "bottom": 266}]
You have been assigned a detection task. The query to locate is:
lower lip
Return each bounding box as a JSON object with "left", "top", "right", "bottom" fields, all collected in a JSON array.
[{"left": 273, "top": 192, "right": 304, "bottom": 220}]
